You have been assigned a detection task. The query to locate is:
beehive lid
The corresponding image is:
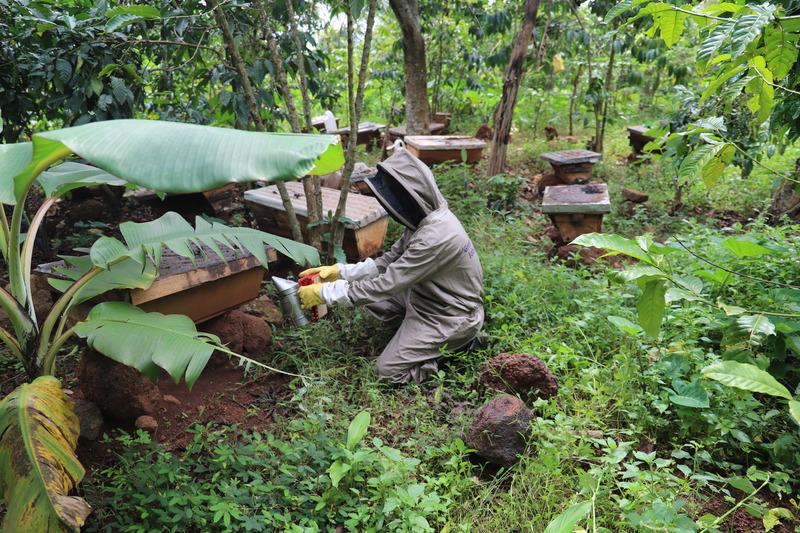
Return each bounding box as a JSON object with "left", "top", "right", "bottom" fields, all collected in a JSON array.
[
  {"left": 628, "top": 125, "right": 654, "bottom": 136},
  {"left": 336, "top": 122, "right": 385, "bottom": 134},
  {"left": 540, "top": 149, "right": 602, "bottom": 165},
  {"left": 541, "top": 184, "right": 611, "bottom": 214},
  {"left": 244, "top": 181, "right": 387, "bottom": 229},
  {"left": 388, "top": 123, "right": 445, "bottom": 137},
  {"left": 404, "top": 135, "right": 487, "bottom": 151}
]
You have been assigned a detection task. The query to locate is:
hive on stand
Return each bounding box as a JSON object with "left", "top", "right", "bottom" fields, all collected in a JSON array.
[
  {"left": 404, "top": 135, "right": 487, "bottom": 165},
  {"left": 627, "top": 125, "right": 661, "bottom": 156},
  {"left": 540, "top": 149, "right": 602, "bottom": 185},
  {"left": 541, "top": 183, "right": 611, "bottom": 243},
  {"left": 245, "top": 181, "right": 389, "bottom": 262}
]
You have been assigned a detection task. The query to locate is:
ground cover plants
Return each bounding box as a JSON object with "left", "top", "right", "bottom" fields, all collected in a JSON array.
[{"left": 2, "top": 0, "right": 800, "bottom": 531}]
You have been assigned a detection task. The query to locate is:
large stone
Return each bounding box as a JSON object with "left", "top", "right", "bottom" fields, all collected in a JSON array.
[
  {"left": 240, "top": 295, "right": 283, "bottom": 324},
  {"left": 72, "top": 398, "right": 104, "bottom": 441},
  {"left": 467, "top": 395, "right": 534, "bottom": 467},
  {"left": 203, "top": 309, "right": 271, "bottom": 356},
  {"left": 77, "top": 349, "right": 160, "bottom": 423},
  {"left": 135, "top": 415, "right": 158, "bottom": 433},
  {"left": 480, "top": 353, "right": 559, "bottom": 402},
  {"left": 622, "top": 188, "right": 649, "bottom": 203}
]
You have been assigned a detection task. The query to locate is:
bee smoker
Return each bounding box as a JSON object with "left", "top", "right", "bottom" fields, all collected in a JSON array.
[{"left": 272, "top": 276, "right": 310, "bottom": 327}]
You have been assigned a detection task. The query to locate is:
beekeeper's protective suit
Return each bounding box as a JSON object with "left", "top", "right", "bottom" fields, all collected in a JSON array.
[{"left": 299, "top": 148, "right": 484, "bottom": 384}]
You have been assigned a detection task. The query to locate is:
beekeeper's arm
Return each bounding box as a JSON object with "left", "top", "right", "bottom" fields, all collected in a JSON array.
[
  {"left": 314, "top": 230, "right": 457, "bottom": 307},
  {"left": 299, "top": 232, "right": 408, "bottom": 282}
]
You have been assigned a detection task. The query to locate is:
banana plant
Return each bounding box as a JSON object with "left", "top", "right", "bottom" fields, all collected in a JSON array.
[{"left": 0, "top": 119, "right": 343, "bottom": 531}]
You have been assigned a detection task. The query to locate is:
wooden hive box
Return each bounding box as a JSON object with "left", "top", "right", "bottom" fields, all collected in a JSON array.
[
  {"left": 541, "top": 149, "right": 602, "bottom": 184},
  {"left": 627, "top": 126, "right": 661, "bottom": 155},
  {"left": 387, "top": 122, "right": 445, "bottom": 142},
  {"left": 244, "top": 181, "right": 389, "bottom": 262},
  {"left": 336, "top": 122, "right": 385, "bottom": 150},
  {"left": 404, "top": 135, "right": 487, "bottom": 165},
  {"left": 541, "top": 183, "right": 611, "bottom": 242},
  {"left": 36, "top": 244, "right": 278, "bottom": 324}
]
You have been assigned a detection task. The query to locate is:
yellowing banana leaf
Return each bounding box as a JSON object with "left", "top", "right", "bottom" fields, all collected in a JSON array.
[{"left": 0, "top": 376, "right": 90, "bottom": 532}]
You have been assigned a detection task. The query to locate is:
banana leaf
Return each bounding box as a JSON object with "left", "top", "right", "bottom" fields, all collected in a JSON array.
[
  {"left": 74, "top": 301, "right": 222, "bottom": 387},
  {"left": 10, "top": 119, "right": 344, "bottom": 201},
  {"left": 47, "top": 255, "right": 158, "bottom": 305},
  {"left": 89, "top": 212, "right": 320, "bottom": 269},
  {"left": 0, "top": 376, "right": 90, "bottom": 532},
  {"left": 38, "top": 161, "right": 127, "bottom": 198}
]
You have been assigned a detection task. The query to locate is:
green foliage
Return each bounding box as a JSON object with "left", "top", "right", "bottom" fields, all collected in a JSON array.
[{"left": 85, "top": 412, "right": 472, "bottom": 532}]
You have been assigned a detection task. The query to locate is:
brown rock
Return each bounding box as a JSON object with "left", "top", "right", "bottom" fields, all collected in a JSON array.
[
  {"left": 466, "top": 395, "right": 533, "bottom": 467},
  {"left": 162, "top": 394, "right": 181, "bottom": 406},
  {"left": 241, "top": 295, "right": 283, "bottom": 324},
  {"left": 622, "top": 188, "right": 649, "bottom": 203},
  {"left": 72, "top": 398, "right": 104, "bottom": 441},
  {"left": 68, "top": 198, "right": 106, "bottom": 223},
  {"left": 203, "top": 310, "right": 271, "bottom": 359},
  {"left": 135, "top": 415, "right": 158, "bottom": 433},
  {"left": 556, "top": 244, "right": 608, "bottom": 267},
  {"left": 480, "top": 353, "right": 559, "bottom": 403},
  {"left": 78, "top": 349, "right": 160, "bottom": 423}
]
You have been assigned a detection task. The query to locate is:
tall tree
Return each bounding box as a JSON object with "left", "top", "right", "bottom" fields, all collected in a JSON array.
[
  {"left": 389, "top": 0, "right": 431, "bottom": 134},
  {"left": 487, "top": 0, "right": 540, "bottom": 175}
]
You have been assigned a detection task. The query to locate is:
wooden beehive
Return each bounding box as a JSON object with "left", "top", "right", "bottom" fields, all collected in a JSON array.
[
  {"left": 36, "top": 244, "right": 278, "bottom": 324},
  {"left": 627, "top": 126, "right": 661, "bottom": 155},
  {"left": 387, "top": 122, "right": 445, "bottom": 142},
  {"left": 540, "top": 149, "right": 602, "bottom": 184},
  {"left": 541, "top": 183, "right": 611, "bottom": 242},
  {"left": 244, "top": 181, "right": 389, "bottom": 262},
  {"left": 336, "top": 122, "right": 385, "bottom": 150},
  {"left": 404, "top": 135, "right": 487, "bottom": 165}
]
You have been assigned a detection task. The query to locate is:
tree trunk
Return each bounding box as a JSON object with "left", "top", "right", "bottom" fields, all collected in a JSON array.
[
  {"left": 595, "top": 32, "right": 617, "bottom": 154},
  {"left": 389, "top": 0, "right": 430, "bottom": 135},
  {"left": 259, "top": 0, "right": 323, "bottom": 249},
  {"left": 487, "top": 0, "right": 540, "bottom": 176},
  {"left": 329, "top": 0, "right": 378, "bottom": 260},
  {"left": 568, "top": 63, "right": 583, "bottom": 136}
]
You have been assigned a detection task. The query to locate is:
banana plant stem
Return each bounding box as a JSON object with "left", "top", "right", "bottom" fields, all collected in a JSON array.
[
  {"left": 42, "top": 326, "right": 76, "bottom": 375},
  {"left": 21, "top": 198, "right": 56, "bottom": 293},
  {"left": 0, "top": 326, "right": 23, "bottom": 361}
]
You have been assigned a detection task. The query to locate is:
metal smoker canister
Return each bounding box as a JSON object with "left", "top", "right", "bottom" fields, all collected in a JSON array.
[{"left": 272, "top": 276, "right": 310, "bottom": 327}]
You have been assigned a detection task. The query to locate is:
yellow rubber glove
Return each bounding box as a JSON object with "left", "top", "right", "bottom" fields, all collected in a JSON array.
[
  {"left": 298, "top": 283, "right": 324, "bottom": 309},
  {"left": 299, "top": 264, "right": 340, "bottom": 282}
]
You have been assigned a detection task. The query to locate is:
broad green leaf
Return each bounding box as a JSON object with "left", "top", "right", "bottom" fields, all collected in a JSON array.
[
  {"left": 728, "top": 476, "right": 757, "bottom": 494},
  {"left": 730, "top": 4, "right": 777, "bottom": 58},
  {"left": 48, "top": 255, "right": 157, "bottom": 305},
  {"left": 74, "top": 302, "right": 221, "bottom": 388},
  {"left": 669, "top": 378, "right": 710, "bottom": 408},
  {"left": 655, "top": 9, "right": 688, "bottom": 46},
  {"left": 89, "top": 212, "right": 319, "bottom": 270},
  {"left": 703, "top": 3, "right": 745, "bottom": 14},
  {"left": 105, "top": 5, "right": 161, "bottom": 32},
  {"left": 328, "top": 460, "right": 351, "bottom": 488},
  {"left": 702, "top": 154, "right": 727, "bottom": 188},
  {"left": 608, "top": 315, "right": 643, "bottom": 335},
  {"left": 0, "top": 142, "right": 32, "bottom": 204},
  {"left": 615, "top": 265, "right": 666, "bottom": 283},
  {"left": 698, "top": 21, "right": 735, "bottom": 64},
  {"left": 0, "top": 376, "right": 91, "bottom": 531},
  {"left": 788, "top": 401, "right": 800, "bottom": 426},
  {"left": 678, "top": 144, "right": 715, "bottom": 183},
  {"left": 630, "top": 2, "right": 673, "bottom": 22},
  {"left": 763, "top": 507, "right": 794, "bottom": 532},
  {"left": 737, "top": 314, "right": 776, "bottom": 342},
  {"left": 701, "top": 65, "right": 747, "bottom": 101},
  {"left": 746, "top": 57, "right": 775, "bottom": 123},
  {"left": 606, "top": 0, "right": 651, "bottom": 21},
  {"left": 571, "top": 233, "right": 654, "bottom": 263},
  {"left": 346, "top": 410, "right": 371, "bottom": 450},
  {"left": 38, "top": 162, "right": 127, "bottom": 198},
  {"left": 721, "top": 237, "right": 775, "bottom": 258},
  {"left": 637, "top": 279, "right": 666, "bottom": 338},
  {"left": 764, "top": 28, "right": 799, "bottom": 79},
  {"left": 702, "top": 361, "right": 792, "bottom": 399},
  {"left": 22, "top": 120, "right": 343, "bottom": 199},
  {"left": 544, "top": 500, "right": 592, "bottom": 533}
]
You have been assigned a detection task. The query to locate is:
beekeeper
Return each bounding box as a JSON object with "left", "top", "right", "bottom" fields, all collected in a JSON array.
[{"left": 298, "top": 147, "right": 484, "bottom": 384}]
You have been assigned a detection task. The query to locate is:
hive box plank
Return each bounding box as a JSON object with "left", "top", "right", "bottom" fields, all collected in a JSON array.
[
  {"left": 540, "top": 149, "right": 602, "bottom": 184},
  {"left": 387, "top": 122, "right": 445, "bottom": 142},
  {"left": 245, "top": 181, "right": 389, "bottom": 262},
  {"left": 36, "top": 244, "right": 277, "bottom": 324},
  {"left": 404, "top": 135, "right": 487, "bottom": 165},
  {"left": 627, "top": 125, "right": 661, "bottom": 155},
  {"left": 542, "top": 184, "right": 611, "bottom": 242}
]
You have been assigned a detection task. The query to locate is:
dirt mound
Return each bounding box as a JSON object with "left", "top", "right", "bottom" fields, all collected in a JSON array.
[
  {"left": 467, "top": 395, "right": 533, "bottom": 467},
  {"left": 622, "top": 188, "right": 649, "bottom": 203},
  {"left": 77, "top": 349, "right": 161, "bottom": 423},
  {"left": 202, "top": 310, "right": 272, "bottom": 363},
  {"left": 480, "top": 353, "right": 558, "bottom": 402}
]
